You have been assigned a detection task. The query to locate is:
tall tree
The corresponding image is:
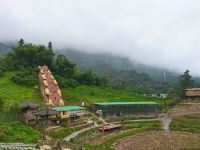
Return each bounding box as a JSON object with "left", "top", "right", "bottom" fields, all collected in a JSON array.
[
  {"left": 178, "top": 69, "right": 194, "bottom": 98},
  {"left": 48, "top": 42, "right": 52, "bottom": 49},
  {"left": 180, "top": 70, "right": 193, "bottom": 89},
  {"left": 18, "top": 39, "right": 24, "bottom": 46},
  {"left": 54, "top": 54, "right": 76, "bottom": 78}
]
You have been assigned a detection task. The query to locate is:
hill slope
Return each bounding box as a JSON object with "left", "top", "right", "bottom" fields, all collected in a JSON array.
[
  {"left": 0, "top": 72, "right": 42, "bottom": 110},
  {"left": 0, "top": 72, "right": 168, "bottom": 110}
]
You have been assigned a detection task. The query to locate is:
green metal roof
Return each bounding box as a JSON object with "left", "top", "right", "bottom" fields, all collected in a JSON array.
[
  {"left": 52, "top": 106, "right": 85, "bottom": 111},
  {"left": 94, "top": 102, "right": 158, "bottom": 106}
]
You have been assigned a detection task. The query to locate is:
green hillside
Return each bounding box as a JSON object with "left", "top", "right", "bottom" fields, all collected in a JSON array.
[
  {"left": 0, "top": 72, "right": 42, "bottom": 110},
  {"left": 0, "top": 72, "right": 169, "bottom": 110},
  {"left": 62, "top": 85, "right": 169, "bottom": 106}
]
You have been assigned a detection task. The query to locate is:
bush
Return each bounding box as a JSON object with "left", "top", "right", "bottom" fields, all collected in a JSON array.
[
  {"left": 0, "top": 69, "right": 2, "bottom": 77},
  {"left": 11, "top": 67, "right": 38, "bottom": 86},
  {"left": 54, "top": 75, "right": 79, "bottom": 88},
  {"left": 0, "top": 122, "right": 41, "bottom": 143}
]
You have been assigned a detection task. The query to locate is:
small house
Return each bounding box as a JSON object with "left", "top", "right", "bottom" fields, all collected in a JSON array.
[
  {"left": 52, "top": 106, "right": 86, "bottom": 126},
  {"left": 185, "top": 88, "right": 200, "bottom": 97},
  {"left": 34, "top": 108, "right": 59, "bottom": 124},
  {"left": 20, "top": 102, "right": 41, "bottom": 124}
]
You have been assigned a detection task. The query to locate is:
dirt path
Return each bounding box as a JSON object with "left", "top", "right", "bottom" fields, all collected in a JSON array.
[{"left": 63, "top": 123, "right": 98, "bottom": 142}]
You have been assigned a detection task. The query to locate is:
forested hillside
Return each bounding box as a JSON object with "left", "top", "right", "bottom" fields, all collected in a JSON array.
[
  {"left": 0, "top": 42, "right": 11, "bottom": 55},
  {"left": 1, "top": 41, "right": 200, "bottom": 93},
  {"left": 59, "top": 49, "right": 179, "bottom": 83}
]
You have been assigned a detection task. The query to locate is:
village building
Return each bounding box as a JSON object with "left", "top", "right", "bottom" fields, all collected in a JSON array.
[
  {"left": 92, "top": 102, "right": 159, "bottom": 118},
  {"left": 34, "top": 108, "right": 60, "bottom": 125},
  {"left": 52, "top": 106, "right": 86, "bottom": 126},
  {"left": 185, "top": 88, "right": 200, "bottom": 99},
  {"left": 20, "top": 102, "right": 41, "bottom": 124}
]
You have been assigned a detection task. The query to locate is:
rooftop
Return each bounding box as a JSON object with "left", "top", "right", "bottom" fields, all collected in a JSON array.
[
  {"left": 34, "top": 109, "right": 59, "bottom": 116},
  {"left": 94, "top": 102, "right": 158, "bottom": 106},
  {"left": 186, "top": 88, "right": 200, "bottom": 91},
  {"left": 52, "top": 106, "right": 85, "bottom": 111},
  {"left": 20, "top": 101, "right": 41, "bottom": 109}
]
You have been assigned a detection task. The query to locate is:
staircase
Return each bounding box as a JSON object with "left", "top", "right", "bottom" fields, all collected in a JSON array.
[{"left": 38, "top": 65, "right": 64, "bottom": 106}]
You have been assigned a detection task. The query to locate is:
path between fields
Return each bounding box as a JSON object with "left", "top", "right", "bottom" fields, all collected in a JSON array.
[{"left": 63, "top": 122, "right": 98, "bottom": 142}]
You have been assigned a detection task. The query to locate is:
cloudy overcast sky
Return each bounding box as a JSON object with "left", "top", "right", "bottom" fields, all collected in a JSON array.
[{"left": 1, "top": 0, "right": 200, "bottom": 75}]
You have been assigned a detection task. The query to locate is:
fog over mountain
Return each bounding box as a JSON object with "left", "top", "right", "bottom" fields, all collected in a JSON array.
[{"left": 1, "top": 0, "right": 200, "bottom": 75}]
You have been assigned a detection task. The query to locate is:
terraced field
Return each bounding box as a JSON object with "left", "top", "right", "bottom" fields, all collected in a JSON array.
[{"left": 113, "top": 131, "right": 200, "bottom": 150}]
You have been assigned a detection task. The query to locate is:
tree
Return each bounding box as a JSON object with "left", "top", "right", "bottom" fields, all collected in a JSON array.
[
  {"left": 179, "top": 70, "right": 194, "bottom": 97},
  {"left": 18, "top": 39, "right": 24, "bottom": 46},
  {"left": 3, "top": 43, "right": 55, "bottom": 69},
  {"left": 54, "top": 55, "right": 76, "bottom": 78},
  {"left": 0, "top": 97, "right": 4, "bottom": 112},
  {"left": 48, "top": 42, "right": 52, "bottom": 50},
  {"left": 180, "top": 70, "right": 193, "bottom": 89}
]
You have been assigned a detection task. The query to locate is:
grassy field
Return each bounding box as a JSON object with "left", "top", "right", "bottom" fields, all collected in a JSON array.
[
  {"left": 0, "top": 72, "right": 42, "bottom": 110},
  {"left": 170, "top": 116, "right": 200, "bottom": 133},
  {"left": 0, "top": 122, "right": 41, "bottom": 143},
  {"left": 0, "top": 72, "right": 169, "bottom": 110},
  {"left": 62, "top": 85, "right": 170, "bottom": 106}
]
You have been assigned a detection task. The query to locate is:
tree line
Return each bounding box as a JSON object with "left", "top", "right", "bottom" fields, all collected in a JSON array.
[{"left": 0, "top": 39, "right": 108, "bottom": 87}]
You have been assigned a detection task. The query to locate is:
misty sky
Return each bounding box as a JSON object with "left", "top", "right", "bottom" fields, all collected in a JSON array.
[{"left": 1, "top": 0, "right": 200, "bottom": 75}]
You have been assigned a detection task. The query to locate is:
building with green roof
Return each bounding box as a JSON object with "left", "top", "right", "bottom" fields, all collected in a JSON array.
[
  {"left": 52, "top": 106, "right": 86, "bottom": 120},
  {"left": 92, "top": 102, "right": 159, "bottom": 117}
]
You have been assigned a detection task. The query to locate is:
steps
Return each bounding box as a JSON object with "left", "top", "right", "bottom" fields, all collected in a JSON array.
[{"left": 38, "top": 65, "right": 64, "bottom": 106}]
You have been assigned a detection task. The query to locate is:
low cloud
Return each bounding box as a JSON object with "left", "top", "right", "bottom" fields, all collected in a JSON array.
[{"left": 1, "top": 0, "right": 200, "bottom": 75}]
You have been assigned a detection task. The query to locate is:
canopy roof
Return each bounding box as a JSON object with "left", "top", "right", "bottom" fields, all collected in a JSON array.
[
  {"left": 53, "top": 106, "right": 85, "bottom": 111},
  {"left": 94, "top": 102, "right": 157, "bottom": 106}
]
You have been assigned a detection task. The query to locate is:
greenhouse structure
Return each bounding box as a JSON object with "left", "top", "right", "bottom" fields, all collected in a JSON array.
[{"left": 92, "top": 102, "right": 159, "bottom": 117}]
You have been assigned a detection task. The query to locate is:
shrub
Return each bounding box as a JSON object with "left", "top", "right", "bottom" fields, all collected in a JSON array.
[
  {"left": 11, "top": 67, "right": 38, "bottom": 86},
  {"left": 54, "top": 75, "right": 79, "bottom": 88}
]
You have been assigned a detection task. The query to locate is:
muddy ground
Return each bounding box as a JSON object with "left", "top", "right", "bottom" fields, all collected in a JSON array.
[{"left": 113, "top": 131, "right": 200, "bottom": 150}]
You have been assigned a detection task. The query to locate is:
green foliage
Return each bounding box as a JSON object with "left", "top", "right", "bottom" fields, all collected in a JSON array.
[
  {"left": 0, "top": 72, "right": 42, "bottom": 110},
  {"left": 0, "top": 97, "right": 4, "bottom": 112},
  {"left": 0, "top": 110, "right": 19, "bottom": 123},
  {"left": 0, "top": 122, "right": 41, "bottom": 143},
  {"left": 11, "top": 68, "right": 38, "bottom": 86},
  {"left": 180, "top": 70, "right": 193, "bottom": 88},
  {"left": 18, "top": 39, "right": 24, "bottom": 46},
  {"left": 48, "top": 41, "right": 52, "bottom": 49},
  {"left": 54, "top": 54, "right": 76, "bottom": 78},
  {"left": 77, "top": 70, "right": 107, "bottom": 86},
  {"left": 2, "top": 43, "right": 55, "bottom": 70},
  {"left": 62, "top": 85, "right": 171, "bottom": 106},
  {"left": 170, "top": 116, "right": 200, "bottom": 133},
  {"left": 177, "top": 70, "right": 194, "bottom": 98},
  {"left": 54, "top": 75, "right": 79, "bottom": 87}
]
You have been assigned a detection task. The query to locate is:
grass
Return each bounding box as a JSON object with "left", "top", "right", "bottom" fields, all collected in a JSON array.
[
  {"left": 0, "top": 122, "right": 41, "bottom": 143},
  {"left": 0, "top": 72, "right": 42, "bottom": 110},
  {"left": 170, "top": 116, "right": 200, "bottom": 133},
  {"left": 71, "top": 120, "right": 161, "bottom": 150},
  {"left": 0, "top": 71, "right": 170, "bottom": 110},
  {"left": 62, "top": 85, "right": 170, "bottom": 106}
]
